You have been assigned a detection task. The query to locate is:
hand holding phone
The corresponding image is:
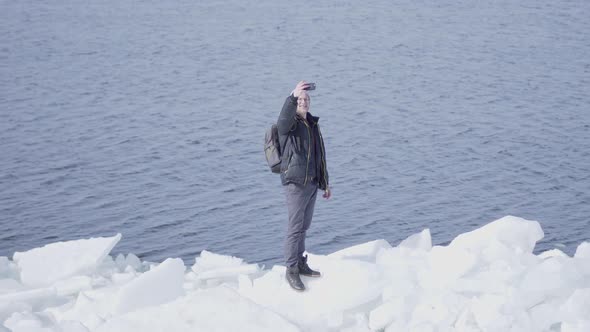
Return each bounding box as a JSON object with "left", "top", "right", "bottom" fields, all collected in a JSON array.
[{"left": 293, "top": 81, "right": 316, "bottom": 97}]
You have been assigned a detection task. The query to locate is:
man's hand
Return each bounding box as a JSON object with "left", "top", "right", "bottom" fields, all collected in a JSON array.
[
  {"left": 292, "top": 81, "right": 311, "bottom": 98},
  {"left": 323, "top": 186, "right": 332, "bottom": 200}
]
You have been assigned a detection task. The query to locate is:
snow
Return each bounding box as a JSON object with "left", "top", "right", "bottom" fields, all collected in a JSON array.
[
  {"left": 12, "top": 234, "right": 122, "bottom": 287},
  {"left": 1, "top": 216, "right": 590, "bottom": 331},
  {"left": 449, "top": 215, "right": 544, "bottom": 254},
  {"left": 328, "top": 239, "right": 393, "bottom": 262},
  {"left": 574, "top": 242, "right": 590, "bottom": 259},
  {"left": 191, "top": 250, "right": 260, "bottom": 281},
  {"left": 399, "top": 229, "right": 432, "bottom": 252},
  {"left": 96, "top": 287, "right": 300, "bottom": 332},
  {"left": 113, "top": 258, "right": 185, "bottom": 315}
]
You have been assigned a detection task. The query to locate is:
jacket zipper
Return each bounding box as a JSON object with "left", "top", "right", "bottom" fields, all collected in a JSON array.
[
  {"left": 302, "top": 120, "right": 312, "bottom": 185},
  {"left": 318, "top": 125, "right": 328, "bottom": 189}
]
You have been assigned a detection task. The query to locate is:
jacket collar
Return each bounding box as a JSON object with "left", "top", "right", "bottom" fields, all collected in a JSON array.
[{"left": 296, "top": 113, "right": 320, "bottom": 125}]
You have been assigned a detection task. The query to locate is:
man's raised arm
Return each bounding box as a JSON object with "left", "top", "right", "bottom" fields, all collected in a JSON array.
[{"left": 277, "top": 81, "right": 310, "bottom": 134}]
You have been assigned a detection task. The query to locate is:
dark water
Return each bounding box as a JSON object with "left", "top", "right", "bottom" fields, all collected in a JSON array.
[{"left": 1, "top": 0, "right": 589, "bottom": 267}]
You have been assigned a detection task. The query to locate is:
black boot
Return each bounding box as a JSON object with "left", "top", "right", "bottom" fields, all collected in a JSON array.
[
  {"left": 286, "top": 265, "right": 305, "bottom": 291},
  {"left": 298, "top": 255, "right": 321, "bottom": 277}
]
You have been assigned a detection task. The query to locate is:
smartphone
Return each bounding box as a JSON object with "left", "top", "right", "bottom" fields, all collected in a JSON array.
[{"left": 304, "top": 83, "right": 316, "bottom": 91}]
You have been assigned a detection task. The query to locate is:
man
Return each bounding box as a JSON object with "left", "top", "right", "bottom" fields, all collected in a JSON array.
[{"left": 277, "top": 80, "right": 331, "bottom": 291}]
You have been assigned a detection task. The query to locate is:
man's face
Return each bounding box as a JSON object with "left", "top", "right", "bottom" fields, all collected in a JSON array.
[{"left": 297, "top": 92, "right": 310, "bottom": 113}]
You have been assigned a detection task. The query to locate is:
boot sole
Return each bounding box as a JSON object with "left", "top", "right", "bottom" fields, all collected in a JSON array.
[
  {"left": 287, "top": 280, "right": 305, "bottom": 291},
  {"left": 300, "top": 273, "right": 321, "bottom": 278}
]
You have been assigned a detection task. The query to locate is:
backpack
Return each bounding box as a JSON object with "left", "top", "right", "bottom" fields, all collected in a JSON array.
[{"left": 264, "top": 124, "right": 281, "bottom": 173}]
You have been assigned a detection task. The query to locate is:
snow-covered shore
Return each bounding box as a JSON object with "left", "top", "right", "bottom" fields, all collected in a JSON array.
[{"left": 1, "top": 216, "right": 589, "bottom": 331}]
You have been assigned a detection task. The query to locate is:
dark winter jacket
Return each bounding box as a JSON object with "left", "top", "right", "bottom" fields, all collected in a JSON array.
[{"left": 277, "top": 94, "right": 329, "bottom": 190}]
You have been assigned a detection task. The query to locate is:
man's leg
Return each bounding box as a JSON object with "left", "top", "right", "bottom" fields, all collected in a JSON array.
[
  {"left": 284, "top": 183, "right": 315, "bottom": 267},
  {"left": 294, "top": 184, "right": 321, "bottom": 277},
  {"left": 284, "top": 183, "right": 318, "bottom": 291},
  {"left": 298, "top": 183, "right": 318, "bottom": 258}
]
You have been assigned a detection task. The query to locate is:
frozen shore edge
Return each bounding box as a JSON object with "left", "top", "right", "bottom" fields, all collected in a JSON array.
[{"left": 1, "top": 215, "right": 589, "bottom": 332}]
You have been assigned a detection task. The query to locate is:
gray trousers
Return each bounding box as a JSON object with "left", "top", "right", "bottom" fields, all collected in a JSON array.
[{"left": 284, "top": 182, "right": 318, "bottom": 267}]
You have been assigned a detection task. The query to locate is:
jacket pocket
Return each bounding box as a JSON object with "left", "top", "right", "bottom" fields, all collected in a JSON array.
[{"left": 283, "top": 151, "right": 294, "bottom": 173}]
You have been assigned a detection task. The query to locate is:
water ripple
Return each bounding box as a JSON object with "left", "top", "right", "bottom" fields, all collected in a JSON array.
[{"left": 1, "top": 0, "right": 589, "bottom": 268}]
